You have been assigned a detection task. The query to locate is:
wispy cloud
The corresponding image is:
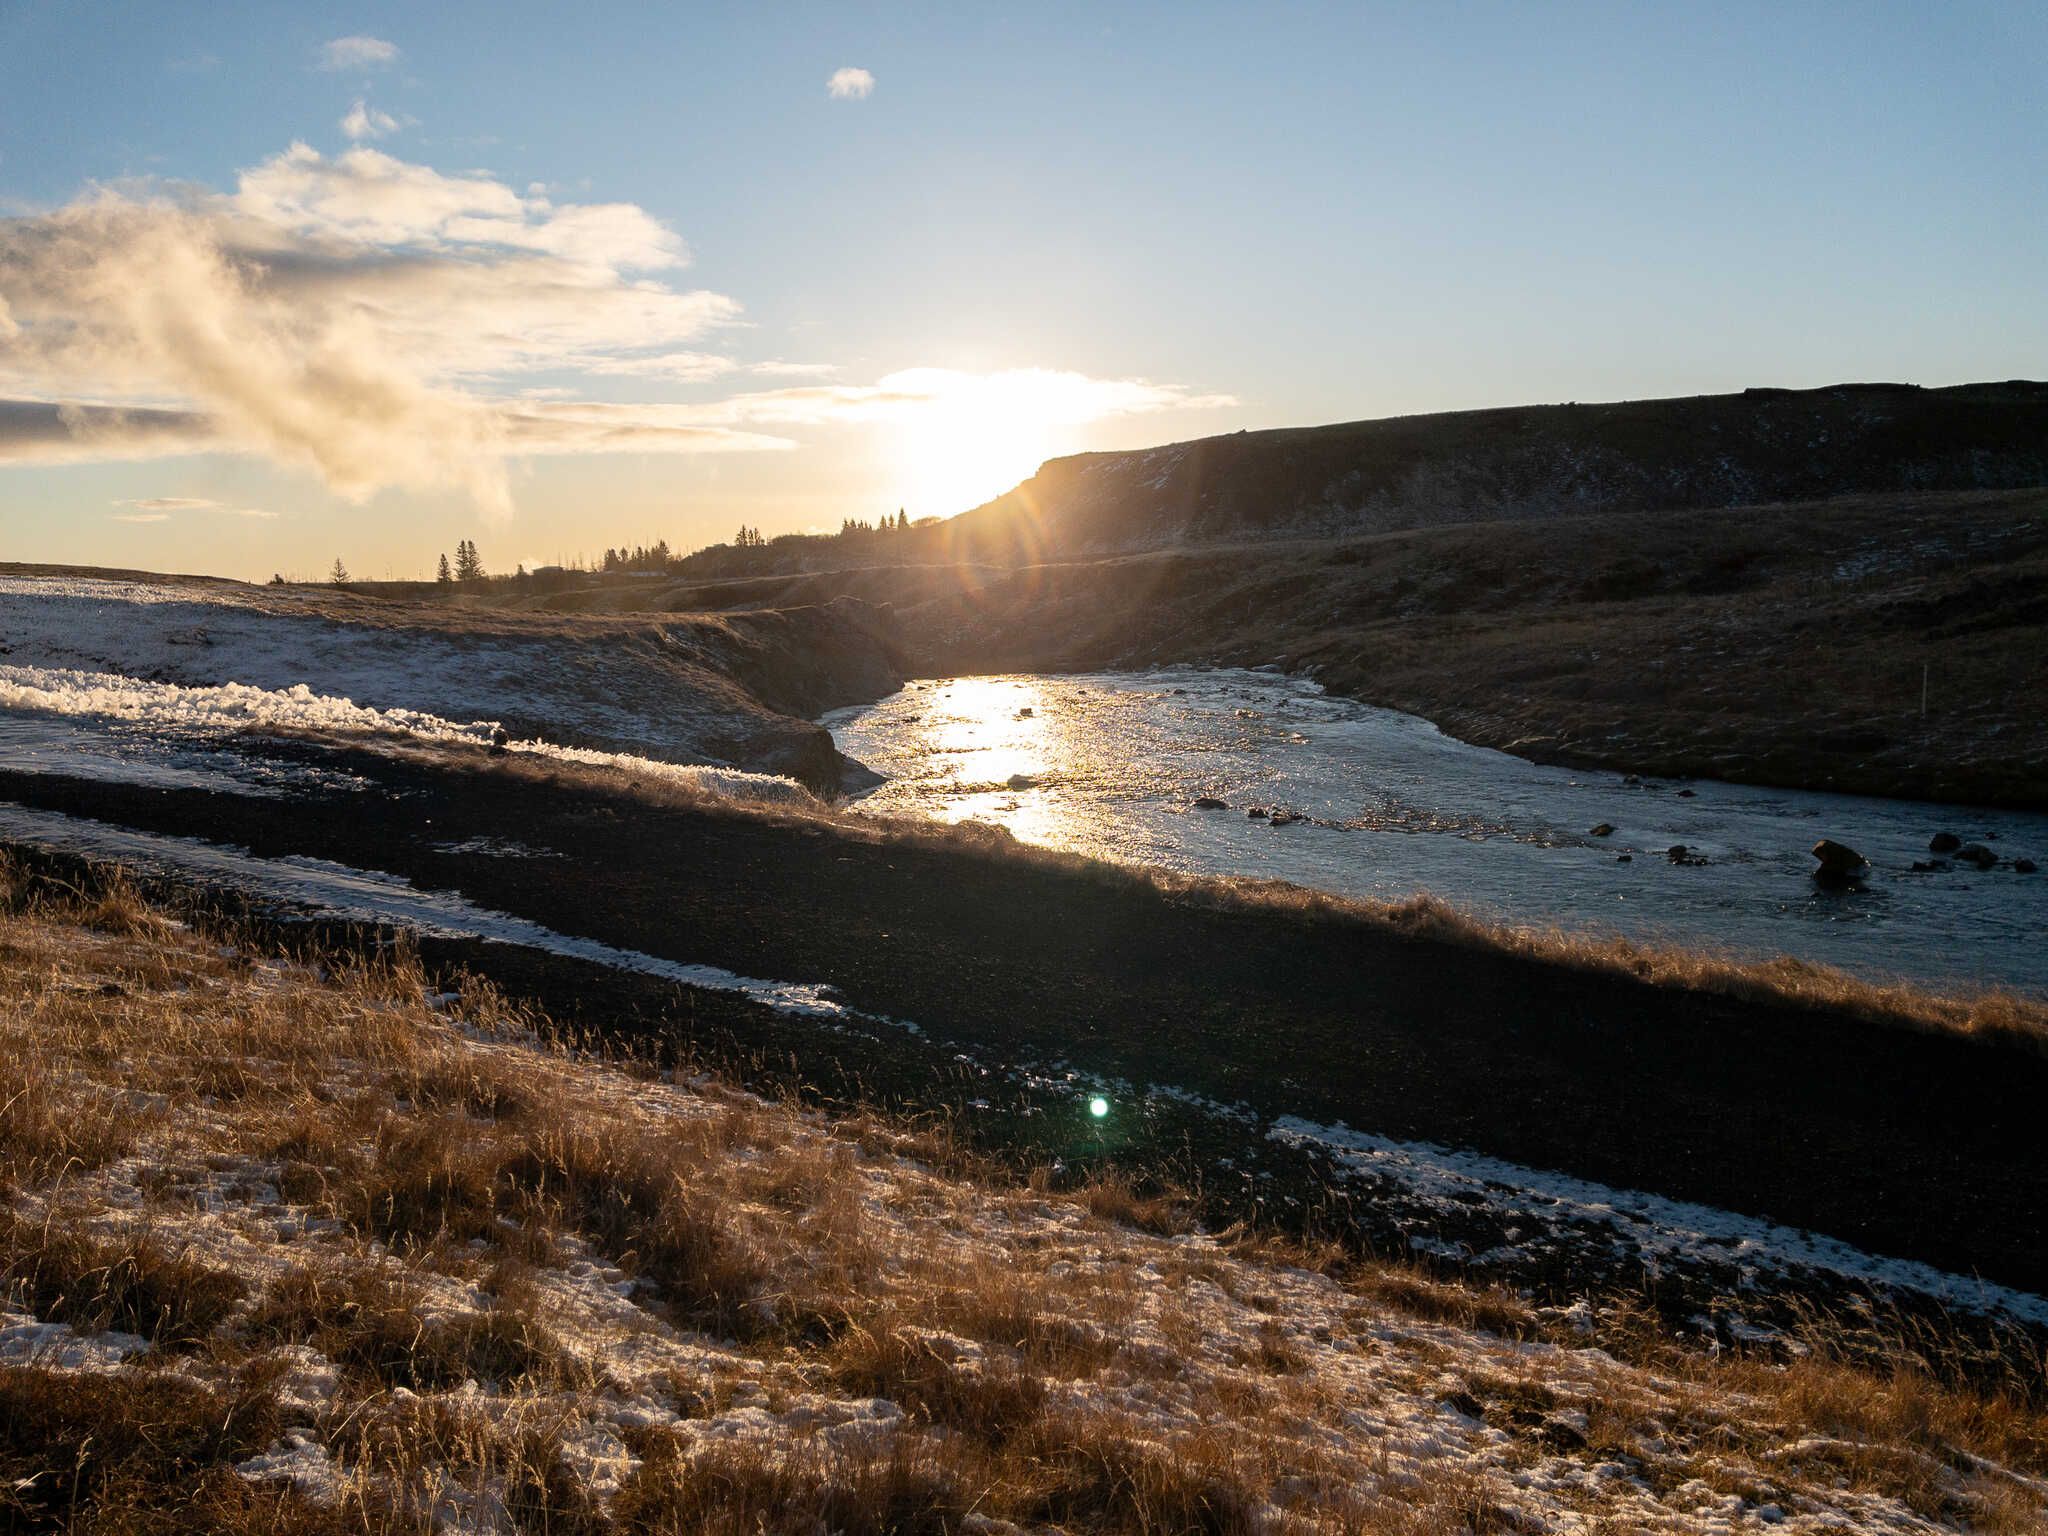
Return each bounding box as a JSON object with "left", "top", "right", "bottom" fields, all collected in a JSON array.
[
  {"left": 340, "top": 100, "right": 401, "bottom": 142},
  {"left": 827, "top": 66, "right": 875, "bottom": 100},
  {"left": 109, "top": 496, "right": 279, "bottom": 521},
  {"left": 0, "top": 145, "right": 772, "bottom": 513},
  {"left": 319, "top": 36, "right": 398, "bottom": 72},
  {"left": 750, "top": 360, "right": 838, "bottom": 377},
  {"left": 582, "top": 350, "right": 736, "bottom": 382},
  {"left": 688, "top": 367, "right": 1236, "bottom": 428}
]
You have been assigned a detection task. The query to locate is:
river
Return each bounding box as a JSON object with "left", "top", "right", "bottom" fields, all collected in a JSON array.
[{"left": 827, "top": 667, "right": 2048, "bottom": 996}]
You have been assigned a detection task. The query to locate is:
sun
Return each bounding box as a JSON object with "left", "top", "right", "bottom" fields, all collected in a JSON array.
[{"left": 893, "top": 399, "right": 1058, "bottom": 518}]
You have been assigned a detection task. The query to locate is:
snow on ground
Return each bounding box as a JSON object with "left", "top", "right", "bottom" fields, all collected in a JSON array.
[
  {"left": 0, "top": 802, "right": 850, "bottom": 1018},
  {"left": 0, "top": 574, "right": 815, "bottom": 806},
  {"left": 6, "top": 910, "right": 2038, "bottom": 1533},
  {"left": 1269, "top": 1116, "right": 2048, "bottom": 1332}
]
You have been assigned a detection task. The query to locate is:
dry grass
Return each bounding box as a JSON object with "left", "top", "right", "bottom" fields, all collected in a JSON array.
[{"left": 0, "top": 871, "right": 2040, "bottom": 1533}]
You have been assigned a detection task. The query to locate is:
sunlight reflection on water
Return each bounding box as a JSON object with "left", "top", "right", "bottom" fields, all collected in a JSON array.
[{"left": 827, "top": 668, "right": 2048, "bottom": 996}]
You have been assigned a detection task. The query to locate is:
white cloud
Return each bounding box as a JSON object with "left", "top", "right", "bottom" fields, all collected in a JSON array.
[
  {"left": 319, "top": 36, "right": 398, "bottom": 72},
  {"left": 750, "top": 359, "right": 838, "bottom": 377},
  {"left": 118, "top": 496, "right": 218, "bottom": 511},
  {"left": 827, "top": 66, "right": 875, "bottom": 100},
  {"left": 689, "top": 367, "right": 1236, "bottom": 428},
  {"left": 340, "top": 100, "right": 401, "bottom": 142},
  {"left": 112, "top": 511, "right": 170, "bottom": 523},
  {"left": 583, "top": 351, "right": 736, "bottom": 382},
  {"left": 0, "top": 147, "right": 769, "bottom": 511}
]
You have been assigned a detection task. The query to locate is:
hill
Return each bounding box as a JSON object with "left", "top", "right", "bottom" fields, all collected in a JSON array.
[{"left": 927, "top": 379, "right": 2048, "bottom": 561}]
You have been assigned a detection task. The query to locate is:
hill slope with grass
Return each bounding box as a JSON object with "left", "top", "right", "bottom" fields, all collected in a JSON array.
[{"left": 5, "top": 880, "right": 2045, "bottom": 1533}]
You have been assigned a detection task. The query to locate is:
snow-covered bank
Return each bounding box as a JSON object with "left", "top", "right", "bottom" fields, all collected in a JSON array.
[
  {"left": 0, "top": 663, "right": 816, "bottom": 807},
  {"left": 0, "top": 571, "right": 895, "bottom": 788},
  {"left": 1268, "top": 1115, "right": 2048, "bottom": 1332}
]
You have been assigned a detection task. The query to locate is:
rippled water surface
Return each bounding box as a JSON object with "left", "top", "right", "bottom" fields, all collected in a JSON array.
[{"left": 828, "top": 669, "right": 2048, "bottom": 995}]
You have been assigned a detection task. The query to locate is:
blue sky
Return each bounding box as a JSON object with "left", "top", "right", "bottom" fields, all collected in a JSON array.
[{"left": 0, "top": 1, "right": 2042, "bottom": 580}]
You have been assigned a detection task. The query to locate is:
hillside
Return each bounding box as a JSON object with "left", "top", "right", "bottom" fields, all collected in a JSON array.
[
  {"left": 571, "top": 488, "right": 2048, "bottom": 807},
  {"left": 928, "top": 380, "right": 2048, "bottom": 560},
  {"left": 4, "top": 875, "right": 2045, "bottom": 1533}
]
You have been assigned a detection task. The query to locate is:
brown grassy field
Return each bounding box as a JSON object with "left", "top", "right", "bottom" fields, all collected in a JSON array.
[{"left": 3, "top": 871, "right": 2045, "bottom": 1532}]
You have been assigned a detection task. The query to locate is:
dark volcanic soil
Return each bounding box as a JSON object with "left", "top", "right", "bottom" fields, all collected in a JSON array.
[{"left": 3, "top": 740, "right": 2042, "bottom": 1301}]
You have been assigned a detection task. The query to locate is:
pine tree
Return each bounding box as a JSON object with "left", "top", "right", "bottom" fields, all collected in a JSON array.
[
  {"left": 898, "top": 509, "right": 909, "bottom": 531},
  {"left": 329, "top": 558, "right": 349, "bottom": 586},
  {"left": 454, "top": 540, "right": 485, "bottom": 583},
  {"left": 436, "top": 553, "right": 452, "bottom": 584}
]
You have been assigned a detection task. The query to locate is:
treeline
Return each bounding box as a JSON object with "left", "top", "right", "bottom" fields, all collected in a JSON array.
[{"left": 304, "top": 508, "right": 941, "bottom": 592}]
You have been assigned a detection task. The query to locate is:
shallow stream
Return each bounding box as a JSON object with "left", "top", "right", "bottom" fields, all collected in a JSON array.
[{"left": 828, "top": 668, "right": 2048, "bottom": 996}]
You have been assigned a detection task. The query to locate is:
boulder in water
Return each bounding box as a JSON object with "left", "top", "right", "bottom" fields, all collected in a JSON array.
[
  {"left": 1588, "top": 823, "right": 1615, "bottom": 838},
  {"left": 1192, "top": 796, "right": 1228, "bottom": 811},
  {"left": 1929, "top": 832, "right": 1962, "bottom": 853},
  {"left": 1247, "top": 807, "right": 1268, "bottom": 819},
  {"left": 1810, "top": 840, "right": 1868, "bottom": 879},
  {"left": 2016, "top": 858, "right": 2038, "bottom": 874},
  {"left": 1006, "top": 773, "right": 1038, "bottom": 790},
  {"left": 1956, "top": 842, "right": 1998, "bottom": 869}
]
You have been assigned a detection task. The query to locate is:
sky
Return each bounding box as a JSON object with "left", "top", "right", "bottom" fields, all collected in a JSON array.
[{"left": 0, "top": 1, "right": 2042, "bottom": 581}]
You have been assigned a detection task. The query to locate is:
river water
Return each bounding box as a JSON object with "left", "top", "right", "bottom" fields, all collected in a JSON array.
[{"left": 827, "top": 668, "right": 2048, "bottom": 996}]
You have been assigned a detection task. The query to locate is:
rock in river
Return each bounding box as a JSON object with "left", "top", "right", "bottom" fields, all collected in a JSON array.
[
  {"left": 1192, "top": 796, "right": 1228, "bottom": 811},
  {"left": 1811, "top": 840, "right": 1869, "bottom": 879},
  {"left": 1956, "top": 843, "right": 1999, "bottom": 869},
  {"left": 1929, "top": 832, "right": 1962, "bottom": 853},
  {"left": 1589, "top": 823, "right": 1615, "bottom": 837}
]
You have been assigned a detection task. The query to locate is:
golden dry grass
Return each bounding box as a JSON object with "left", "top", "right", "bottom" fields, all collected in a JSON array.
[{"left": 0, "top": 871, "right": 2041, "bottom": 1533}]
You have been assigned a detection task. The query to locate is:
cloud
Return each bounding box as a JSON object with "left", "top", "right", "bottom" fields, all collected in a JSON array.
[
  {"left": 319, "top": 36, "right": 398, "bottom": 71},
  {"left": 111, "top": 497, "right": 280, "bottom": 520},
  {"left": 0, "top": 146, "right": 772, "bottom": 511},
  {"left": 119, "top": 495, "right": 219, "bottom": 511},
  {"left": 750, "top": 359, "right": 838, "bottom": 377},
  {"left": 340, "top": 100, "right": 401, "bottom": 142},
  {"left": 582, "top": 350, "right": 735, "bottom": 382},
  {"left": 827, "top": 67, "right": 875, "bottom": 100},
  {"left": 687, "top": 367, "right": 1236, "bottom": 429}
]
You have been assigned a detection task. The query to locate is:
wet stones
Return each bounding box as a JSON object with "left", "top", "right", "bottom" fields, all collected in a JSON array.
[
  {"left": 1666, "top": 845, "right": 1706, "bottom": 866},
  {"left": 1956, "top": 843, "right": 1999, "bottom": 870},
  {"left": 1810, "top": 840, "right": 1869, "bottom": 880},
  {"left": 1247, "top": 807, "right": 1268, "bottom": 820},
  {"left": 1588, "top": 823, "right": 1615, "bottom": 837},
  {"left": 2017, "top": 858, "right": 2039, "bottom": 874},
  {"left": 1192, "top": 796, "right": 1229, "bottom": 811},
  {"left": 1929, "top": 832, "right": 1962, "bottom": 854}
]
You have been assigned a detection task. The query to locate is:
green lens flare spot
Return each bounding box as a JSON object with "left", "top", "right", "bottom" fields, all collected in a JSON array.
[{"left": 1088, "top": 1096, "right": 1110, "bottom": 1119}]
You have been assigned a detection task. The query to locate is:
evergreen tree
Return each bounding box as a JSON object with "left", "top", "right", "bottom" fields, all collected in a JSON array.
[
  {"left": 329, "top": 558, "right": 349, "bottom": 586},
  {"left": 898, "top": 509, "right": 910, "bottom": 531},
  {"left": 436, "top": 553, "right": 452, "bottom": 585},
  {"left": 454, "top": 540, "right": 485, "bottom": 583}
]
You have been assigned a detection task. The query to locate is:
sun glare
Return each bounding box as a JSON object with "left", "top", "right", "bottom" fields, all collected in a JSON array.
[{"left": 884, "top": 368, "right": 1159, "bottom": 517}]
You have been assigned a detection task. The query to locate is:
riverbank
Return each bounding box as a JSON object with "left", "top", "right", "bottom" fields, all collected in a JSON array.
[{"left": 2, "top": 730, "right": 2042, "bottom": 1319}]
